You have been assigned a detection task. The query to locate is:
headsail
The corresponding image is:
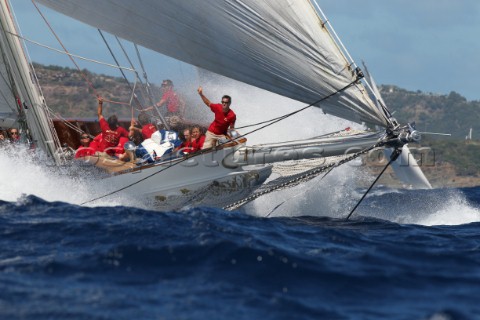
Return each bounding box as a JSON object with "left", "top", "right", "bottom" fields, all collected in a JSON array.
[{"left": 35, "top": 0, "right": 389, "bottom": 127}]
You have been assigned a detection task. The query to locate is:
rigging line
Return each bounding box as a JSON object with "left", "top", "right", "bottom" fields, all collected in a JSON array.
[
  {"left": 46, "top": 108, "right": 90, "bottom": 137},
  {"left": 133, "top": 43, "right": 170, "bottom": 130},
  {"left": 128, "top": 79, "right": 138, "bottom": 110},
  {"left": 30, "top": 0, "right": 128, "bottom": 106},
  {"left": 114, "top": 38, "right": 151, "bottom": 105},
  {"left": 235, "top": 113, "right": 291, "bottom": 129},
  {"left": 80, "top": 78, "right": 361, "bottom": 205},
  {"left": 97, "top": 29, "right": 144, "bottom": 110},
  {"left": 1, "top": 28, "right": 134, "bottom": 71},
  {"left": 345, "top": 148, "right": 401, "bottom": 221},
  {"left": 134, "top": 43, "right": 151, "bottom": 93}
]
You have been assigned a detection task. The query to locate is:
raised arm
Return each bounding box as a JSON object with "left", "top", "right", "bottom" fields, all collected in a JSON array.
[
  {"left": 197, "top": 86, "right": 211, "bottom": 107},
  {"left": 155, "top": 97, "right": 167, "bottom": 108},
  {"left": 129, "top": 119, "right": 141, "bottom": 134},
  {"left": 97, "top": 97, "right": 104, "bottom": 121}
]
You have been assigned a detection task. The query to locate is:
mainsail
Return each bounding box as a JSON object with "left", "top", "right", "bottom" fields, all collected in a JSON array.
[{"left": 35, "top": 0, "right": 389, "bottom": 127}]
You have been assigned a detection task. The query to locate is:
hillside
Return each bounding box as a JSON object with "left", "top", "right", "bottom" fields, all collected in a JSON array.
[
  {"left": 33, "top": 64, "right": 480, "bottom": 187},
  {"left": 34, "top": 64, "right": 136, "bottom": 119},
  {"left": 379, "top": 85, "right": 479, "bottom": 140}
]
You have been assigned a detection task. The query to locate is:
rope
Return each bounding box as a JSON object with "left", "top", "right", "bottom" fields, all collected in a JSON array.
[
  {"left": 31, "top": 0, "right": 129, "bottom": 106},
  {"left": 344, "top": 148, "right": 401, "bottom": 220},
  {"left": 1, "top": 28, "right": 134, "bottom": 71},
  {"left": 235, "top": 114, "right": 290, "bottom": 130}
]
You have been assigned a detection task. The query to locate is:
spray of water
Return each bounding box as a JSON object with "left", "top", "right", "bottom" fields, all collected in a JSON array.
[
  {"left": 415, "top": 193, "right": 480, "bottom": 226},
  {"left": 352, "top": 187, "right": 480, "bottom": 226},
  {"left": 0, "top": 146, "right": 144, "bottom": 208}
]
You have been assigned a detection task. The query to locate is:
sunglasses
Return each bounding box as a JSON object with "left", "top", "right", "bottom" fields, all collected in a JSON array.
[
  {"left": 10, "top": 132, "right": 18, "bottom": 135},
  {"left": 221, "top": 101, "right": 230, "bottom": 105},
  {"left": 81, "top": 136, "right": 89, "bottom": 139}
]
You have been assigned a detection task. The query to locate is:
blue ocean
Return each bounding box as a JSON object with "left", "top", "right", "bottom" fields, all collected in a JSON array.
[{"left": 1, "top": 183, "right": 480, "bottom": 319}]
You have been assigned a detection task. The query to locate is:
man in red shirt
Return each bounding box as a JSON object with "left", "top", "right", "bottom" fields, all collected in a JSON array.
[
  {"left": 154, "top": 80, "right": 184, "bottom": 118},
  {"left": 97, "top": 98, "right": 129, "bottom": 156},
  {"left": 74, "top": 133, "right": 96, "bottom": 158},
  {"left": 190, "top": 126, "right": 206, "bottom": 152},
  {"left": 129, "top": 112, "right": 157, "bottom": 141},
  {"left": 197, "top": 87, "right": 236, "bottom": 149},
  {"left": 175, "top": 128, "right": 195, "bottom": 154}
]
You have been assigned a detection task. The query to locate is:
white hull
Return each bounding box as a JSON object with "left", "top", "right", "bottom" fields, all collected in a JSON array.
[
  {"left": 84, "top": 132, "right": 386, "bottom": 209},
  {"left": 98, "top": 147, "right": 272, "bottom": 210}
]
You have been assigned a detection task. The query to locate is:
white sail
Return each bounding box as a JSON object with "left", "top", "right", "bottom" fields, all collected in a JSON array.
[
  {"left": 35, "top": 0, "right": 389, "bottom": 127},
  {"left": 0, "top": 0, "right": 62, "bottom": 163},
  {"left": 0, "top": 52, "right": 18, "bottom": 128}
]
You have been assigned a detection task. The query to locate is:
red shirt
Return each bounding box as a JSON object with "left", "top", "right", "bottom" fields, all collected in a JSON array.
[
  {"left": 141, "top": 123, "right": 157, "bottom": 140},
  {"left": 179, "top": 140, "right": 194, "bottom": 153},
  {"left": 208, "top": 103, "right": 236, "bottom": 135},
  {"left": 99, "top": 118, "right": 129, "bottom": 155},
  {"left": 161, "top": 88, "right": 179, "bottom": 113},
  {"left": 192, "top": 134, "right": 206, "bottom": 152},
  {"left": 75, "top": 146, "right": 96, "bottom": 158}
]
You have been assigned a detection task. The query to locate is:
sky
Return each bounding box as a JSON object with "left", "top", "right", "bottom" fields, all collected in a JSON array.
[{"left": 9, "top": 0, "right": 480, "bottom": 101}]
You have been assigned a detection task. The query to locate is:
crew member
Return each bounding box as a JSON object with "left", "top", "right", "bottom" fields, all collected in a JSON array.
[{"left": 197, "top": 87, "right": 236, "bottom": 149}]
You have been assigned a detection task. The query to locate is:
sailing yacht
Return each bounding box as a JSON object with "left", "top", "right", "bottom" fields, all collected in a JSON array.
[{"left": 0, "top": 0, "right": 431, "bottom": 210}]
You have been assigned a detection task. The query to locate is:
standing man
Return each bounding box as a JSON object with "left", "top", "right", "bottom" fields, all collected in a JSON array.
[
  {"left": 154, "top": 80, "right": 184, "bottom": 119},
  {"left": 197, "top": 87, "right": 236, "bottom": 149}
]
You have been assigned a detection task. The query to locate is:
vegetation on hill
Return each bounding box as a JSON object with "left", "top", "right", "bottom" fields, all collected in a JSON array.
[
  {"left": 379, "top": 85, "right": 479, "bottom": 140},
  {"left": 33, "top": 63, "right": 135, "bottom": 118}
]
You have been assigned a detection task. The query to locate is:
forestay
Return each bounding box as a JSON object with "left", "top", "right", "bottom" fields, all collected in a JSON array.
[{"left": 36, "top": 0, "right": 389, "bottom": 127}]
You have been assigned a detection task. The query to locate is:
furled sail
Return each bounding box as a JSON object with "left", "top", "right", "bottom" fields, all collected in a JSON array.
[{"left": 35, "top": 0, "right": 389, "bottom": 127}]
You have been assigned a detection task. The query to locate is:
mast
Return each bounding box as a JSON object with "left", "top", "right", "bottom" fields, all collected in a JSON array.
[{"left": 0, "top": 0, "right": 63, "bottom": 164}]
